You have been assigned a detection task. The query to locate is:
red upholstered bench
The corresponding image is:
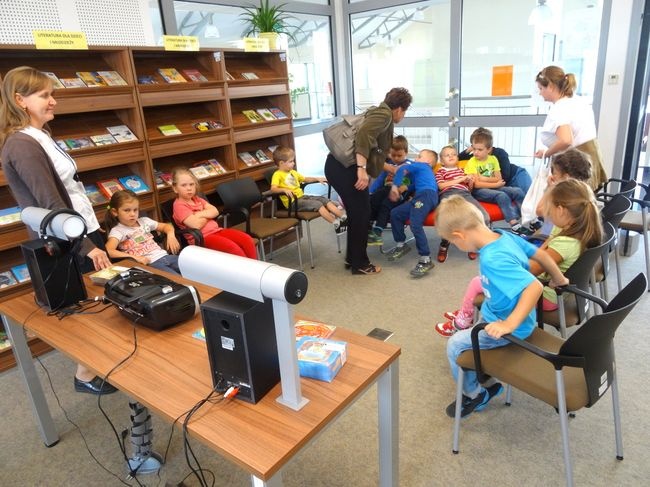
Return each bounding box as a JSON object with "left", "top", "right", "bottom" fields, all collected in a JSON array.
[{"left": 419, "top": 202, "right": 504, "bottom": 226}]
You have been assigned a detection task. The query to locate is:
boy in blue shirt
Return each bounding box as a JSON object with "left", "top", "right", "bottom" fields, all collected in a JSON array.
[
  {"left": 385, "top": 149, "right": 439, "bottom": 277},
  {"left": 367, "top": 135, "right": 414, "bottom": 245},
  {"left": 435, "top": 195, "right": 568, "bottom": 417}
]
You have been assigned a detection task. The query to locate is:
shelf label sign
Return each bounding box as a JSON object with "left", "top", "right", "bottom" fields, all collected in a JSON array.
[
  {"left": 243, "top": 37, "right": 270, "bottom": 52},
  {"left": 33, "top": 31, "right": 88, "bottom": 50},
  {"left": 163, "top": 35, "right": 200, "bottom": 51}
]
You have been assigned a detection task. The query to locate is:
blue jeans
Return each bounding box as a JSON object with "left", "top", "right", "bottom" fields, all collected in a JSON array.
[
  {"left": 473, "top": 186, "right": 524, "bottom": 223},
  {"left": 150, "top": 254, "right": 181, "bottom": 275},
  {"left": 390, "top": 189, "right": 438, "bottom": 256},
  {"left": 447, "top": 328, "right": 509, "bottom": 397},
  {"left": 508, "top": 167, "right": 532, "bottom": 195}
]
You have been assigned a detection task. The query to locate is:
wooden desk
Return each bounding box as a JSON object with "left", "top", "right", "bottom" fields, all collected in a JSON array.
[{"left": 0, "top": 271, "right": 400, "bottom": 486}]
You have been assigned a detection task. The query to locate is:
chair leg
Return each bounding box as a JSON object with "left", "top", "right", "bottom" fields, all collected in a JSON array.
[
  {"left": 558, "top": 298, "right": 567, "bottom": 339},
  {"left": 336, "top": 230, "right": 342, "bottom": 253},
  {"left": 555, "top": 370, "right": 574, "bottom": 487},
  {"left": 643, "top": 210, "right": 650, "bottom": 292},
  {"left": 295, "top": 226, "right": 303, "bottom": 271},
  {"left": 452, "top": 371, "right": 464, "bottom": 454},
  {"left": 610, "top": 373, "right": 624, "bottom": 460},
  {"left": 505, "top": 384, "right": 512, "bottom": 406},
  {"left": 258, "top": 240, "right": 266, "bottom": 261},
  {"left": 614, "top": 243, "right": 622, "bottom": 292},
  {"left": 304, "top": 221, "right": 315, "bottom": 269}
]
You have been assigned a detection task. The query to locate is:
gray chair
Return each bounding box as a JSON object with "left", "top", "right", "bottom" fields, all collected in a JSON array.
[
  {"left": 216, "top": 177, "right": 303, "bottom": 269},
  {"left": 619, "top": 182, "right": 650, "bottom": 291},
  {"left": 452, "top": 273, "right": 647, "bottom": 487},
  {"left": 597, "top": 193, "right": 632, "bottom": 298}
]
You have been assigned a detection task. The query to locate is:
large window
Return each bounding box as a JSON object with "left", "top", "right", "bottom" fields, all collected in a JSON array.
[{"left": 172, "top": 2, "right": 334, "bottom": 124}]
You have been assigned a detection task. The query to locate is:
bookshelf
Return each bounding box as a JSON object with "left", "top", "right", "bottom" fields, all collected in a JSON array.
[{"left": 0, "top": 45, "right": 294, "bottom": 370}]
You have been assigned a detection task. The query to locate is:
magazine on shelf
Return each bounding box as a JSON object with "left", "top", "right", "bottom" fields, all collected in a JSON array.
[
  {"left": 75, "top": 71, "right": 107, "bottom": 87},
  {"left": 238, "top": 151, "right": 259, "bottom": 167},
  {"left": 55, "top": 139, "right": 70, "bottom": 151},
  {"left": 207, "top": 159, "right": 227, "bottom": 175},
  {"left": 64, "top": 137, "right": 94, "bottom": 150},
  {"left": 193, "top": 120, "right": 224, "bottom": 131},
  {"left": 43, "top": 71, "right": 65, "bottom": 89},
  {"left": 107, "top": 125, "right": 138, "bottom": 142},
  {"left": 242, "top": 110, "right": 264, "bottom": 123},
  {"left": 269, "top": 107, "right": 288, "bottom": 119},
  {"left": 182, "top": 69, "right": 208, "bottom": 82},
  {"left": 89, "top": 133, "right": 117, "bottom": 146},
  {"left": 84, "top": 184, "right": 108, "bottom": 205},
  {"left": 256, "top": 108, "right": 277, "bottom": 121},
  {"left": 137, "top": 74, "right": 158, "bottom": 85},
  {"left": 157, "top": 68, "right": 187, "bottom": 83},
  {"left": 225, "top": 71, "right": 235, "bottom": 81},
  {"left": 11, "top": 264, "right": 30, "bottom": 283},
  {"left": 158, "top": 124, "right": 182, "bottom": 136},
  {"left": 96, "top": 178, "right": 125, "bottom": 199},
  {"left": 189, "top": 165, "right": 211, "bottom": 179},
  {"left": 241, "top": 72, "right": 259, "bottom": 80},
  {"left": 268, "top": 144, "right": 279, "bottom": 153},
  {"left": 59, "top": 77, "right": 87, "bottom": 88},
  {"left": 0, "top": 206, "right": 21, "bottom": 226},
  {"left": 254, "top": 149, "right": 272, "bottom": 164},
  {"left": 0, "top": 271, "right": 18, "bottom": 289},
  {"left": 197, "top": 162, "right": 218, "bottom": 177},
  {"left": 118, "top": 175, "right": 150, "bottom": 194},
  {"left": 153, "top": 169, "right": 168, "bottom": 188},
  {"left": 96, "top": 70, "right": 128, "bottom": 86}
]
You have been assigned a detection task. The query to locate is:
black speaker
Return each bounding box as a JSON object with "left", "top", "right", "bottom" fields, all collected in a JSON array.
[
  {"left": 21, "top": 238, "right": 87, "bottom": 311},
  {"left": 201, "top": 291, "right": 280, "bottom": 404}
]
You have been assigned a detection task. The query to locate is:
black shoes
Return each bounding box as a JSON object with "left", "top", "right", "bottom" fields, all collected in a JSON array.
[
  {"left": 445, "top": 382, "right": 503, "bottom": 418},
  {"left": 74, "top": 376, "right": 118, "bottom": 395}
]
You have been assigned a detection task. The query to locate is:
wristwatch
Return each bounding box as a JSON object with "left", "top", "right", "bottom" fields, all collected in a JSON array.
[{"left": 357, "top": 165, "right": 366, "bottom": 169}]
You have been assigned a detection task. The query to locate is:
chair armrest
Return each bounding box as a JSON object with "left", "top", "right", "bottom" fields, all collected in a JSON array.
[
  {"left": 554, "top": 284, "right": 607, "bottom": 312},
  {"left": 469, "top": 323, "right": 585, "bottom": 383},
  {"left": 221, "top": 207, "right": 251, "bottom": 233},
  {"left": 178, "top": 227, "right": 204, "bottom": 247}
]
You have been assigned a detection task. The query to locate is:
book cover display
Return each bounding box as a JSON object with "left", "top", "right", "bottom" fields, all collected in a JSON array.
[
  {"left": 189, "top": 165, "right": 211, "bottom": 179},
  {"left": 242, "top": 110, "right": 264, "bottom": 123},
  {"left": 296, "top": 337, "right": 348, "bottom": 382},
  {"left": 64, "top": 137, "right": 94, "bottom": 150},
  {"left": 43, "top": 71, "right": 64, "bottom": 89},
  {"left": 241, "top": 72, "right": 259, "bottom": 80},
  {"left": 138, "top": 74, "right": 158, "bottom": 85},
  {"left": 90, "top": 133, "right": 117, "bottom": 146},
  {"left": 118, "top": 175, "right": 150, "bottom": 193},
  {"left": 256, "top": 108, "right": 277, "bottom": 121},
  {"left": 0, "top": 271, "right": 18, "bottom": 289},
  {"left": 11, "top": 264, "right": 30, "bottom": 283},
  {"left": 254, "top": 149, "right": 272, "bottom": 164},
  {"left": 158, "top": 124, "right": 182, "bottom": 136},
  {"left": 182, "top": 69, "right": 208, "bottom": 82},
  {"left": 269, "top": 107, "right": 288, "bottom": 119},
  {"left": 96, "top": 70, "right": 128, "bottom": 86},
  {"left": 238, "top": 151, "right": 259, "bottom": 166},
  {"left": 76, "top": 71, "right": 107, "bottom": 87},
  {"left": 84, "top": 184, "right": 108, "bottom": 205},
  {"left": 0, "top": 206, "right": 21, "bottom": 225},
  {"left": 97, "top": 179, "right": 125, "bottom": 198},
  {"left": 107, "top": 125, "right": 138, "bottom": 142},
  {"left": 158, "top": 68, "right": 187, "bottom": 83},
  {"left": 59, "top": 77, "right": 87, "bottom": 88}
]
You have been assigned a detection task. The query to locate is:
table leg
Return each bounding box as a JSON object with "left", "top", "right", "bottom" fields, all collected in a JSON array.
[
  {"left": 2, "top": 314, "right": 59, "bottom": 447},
  {"left": 251, "top": 471, "right": 283, "bottom": 486},
  {"left": 378, "top": 358, "right": 399, "bottom": 487}
]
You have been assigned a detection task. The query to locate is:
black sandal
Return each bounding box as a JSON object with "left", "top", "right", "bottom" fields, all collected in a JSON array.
[{"left": 351, "top": 264, "right": 381, "bottom": 275}]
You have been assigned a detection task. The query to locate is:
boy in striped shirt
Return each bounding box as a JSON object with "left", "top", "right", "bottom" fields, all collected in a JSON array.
[{"left": 435, "top": 145, "right": 490, "bottom": 262}]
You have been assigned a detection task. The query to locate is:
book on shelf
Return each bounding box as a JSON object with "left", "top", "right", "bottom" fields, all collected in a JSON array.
[
  {"left": 89, "top": 133, "right": 117, "bottom": 146},
  {"left": 43, "top": 71, "right": 65, "bottom": 89},
  {"left": 96, "top": 70, "right": 128, "bottom": 86},
  {"left": 137, "top": 74, "right": 158, "bottom": 85},
  {"left": 254, "top": 149, "right": 272, "bottom": 164},
  {"left": 75, "top": 71, "right": 107, "bottom": 87},
  {"left": 96, "top": 178, "right": 125, "bottom": 199},
  {"left": 59, "top": 77, "right": 87, "bottom": 88},
  {"left": 11, "top": 263, "right": 30, "bottom": 283},
  {"left": 225, "top": 71, "right": 235, "bottom": 81},
  {"left": 153, "top": 169, "right": 169, "bottom": 188},
  {"left": 160, "top": 172, "right": 174, "bottom": 186},
  {"left": 84, "top": 183, "right": 109, "bottom": 205},
  {"left": 118, "top": 175, "right": 150, "bottom": 194},
  {"left": 241, "top": 72, "right": 259, "bottom": 80},
  {"left": 106, "top": 125, "right": 138, "bottom": 142},
  {"left": 269, "top": 107, "right": 288, "bottom": 119},
  {"left": 158, "top": 124, "right": 182, "bottom": 136},
  {"left": 55, "top": 139, "right": 70, "bottom": 151},
  {"left": 207, "top": 159, "right": 227, "bottom": 175},
  {"left": 182, "top": 69, "right": 208, "bottom": 82},
  {"left": 89, "top": 265, "right": 131, "bottom": 285},
  {"left": 0, "top": 270, "right": 19, "bottom": 289},
  {"left": 296, "top": 336, "right": 348, "bottom": 382},
  {"left": 294, "top": 319, "right": 336, "bottom": 340},
  {"left": 197, "top": 162, "right": 218, "bottom": 177},
  {"left": 64, "top": 137, "right": 94, "bottom": 150},
  {"left": 268, "top": 144, "right": 279, "bottom": 153},
  {"left": 242, "top": 109, "right": 264, "bottom": 123},
  {"left": 256, "top": 108, "right": 277, "bottom": 121},
  {"left": 189, "top": 165, "right": 211, "bottom": 179},
  {"left": 238, "top": 151, "right": 259, "bottom": 167},
  {"left": 192, "top": 120, "right": 224, "bottom": 131},
  {"left": 157, "top": 68, "right": 187, "bottom": 83},
  {"left": 0, "top": 206, "right": 21, "bottom": 226}
]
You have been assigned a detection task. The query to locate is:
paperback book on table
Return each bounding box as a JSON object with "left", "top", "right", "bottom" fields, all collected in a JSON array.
[{"left": 296, "top": 336, "right": 347, "bottom": 382}]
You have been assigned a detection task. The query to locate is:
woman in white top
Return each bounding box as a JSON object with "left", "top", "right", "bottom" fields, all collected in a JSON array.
[
  {"left": 0, "top": 66, "right": 116, "bottom": 395},
  {"left": 533, "top": 65, "right": 607, "bottom": 190}
]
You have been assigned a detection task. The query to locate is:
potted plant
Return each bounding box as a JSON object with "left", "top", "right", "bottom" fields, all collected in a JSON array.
[{"left": 239, "top": 0, "right": 296, "bottom": 49}]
